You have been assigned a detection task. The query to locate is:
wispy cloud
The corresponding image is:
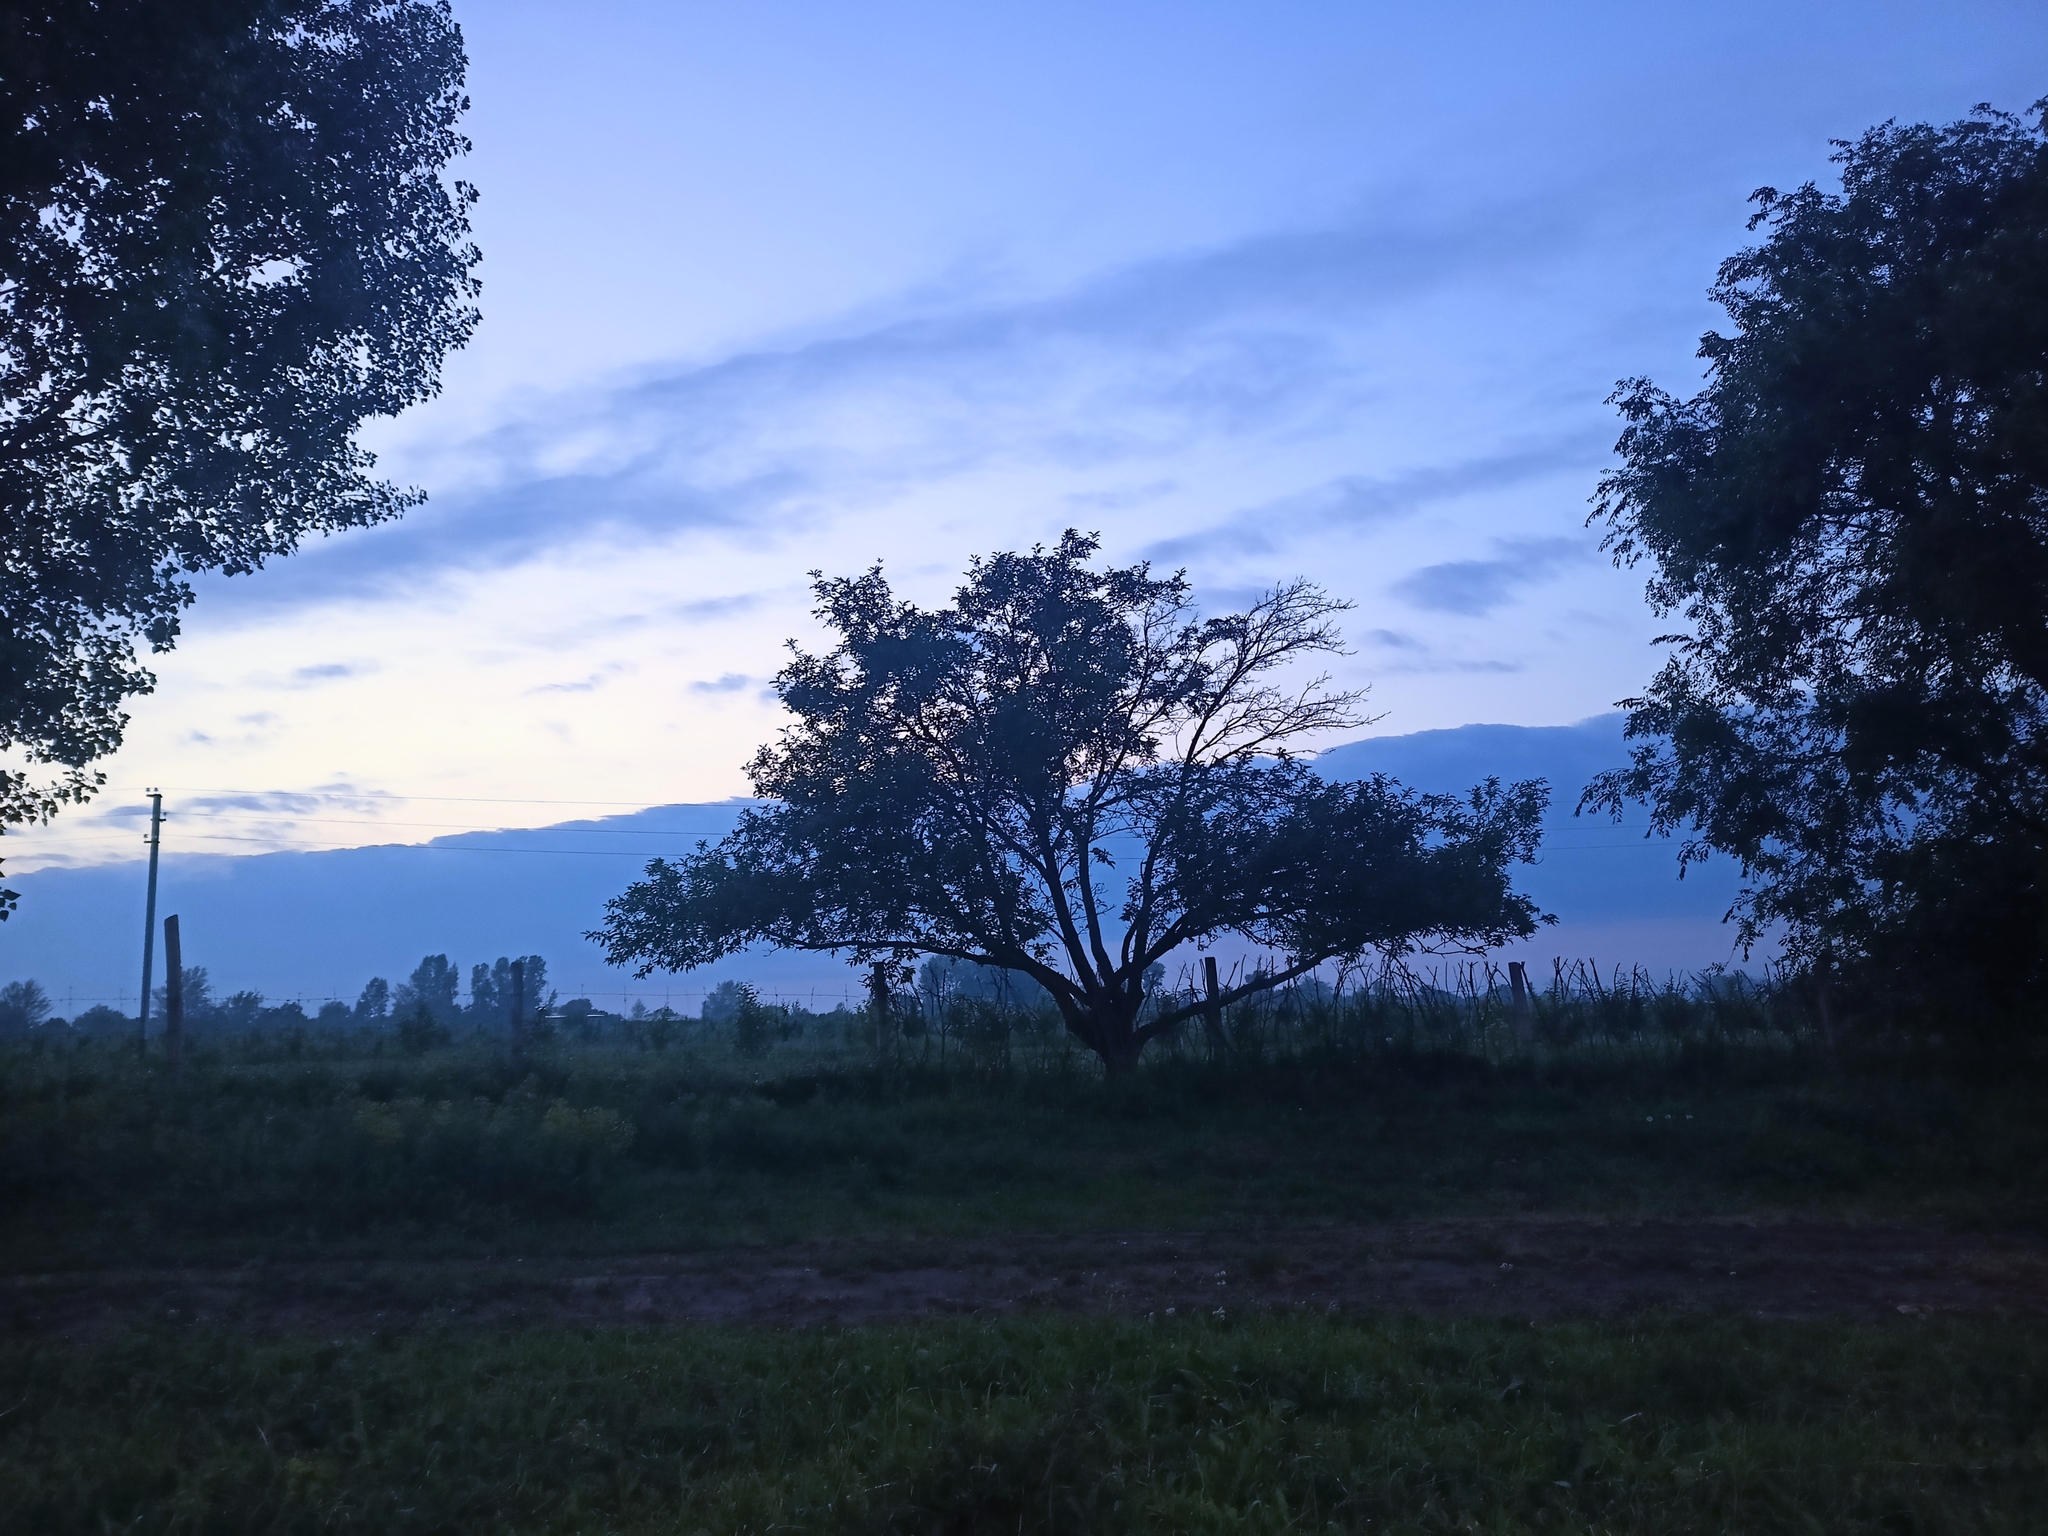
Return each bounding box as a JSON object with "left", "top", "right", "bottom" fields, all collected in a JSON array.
[
  {"left": 192, "top": 193, "right": 1599, "bottom": 620},
  {"left": 688, "top": 673, "right": 753, "bottom": 695},
  {"left": 671, "top": 593, "right": 766, "bottom": 621},
  {"left": 1140, "top": 446, "right": 1598, "bottom": 564},
  {"left": 1382, "top": 657, "right": 1524, "bottom": 674},
  {"left": 527, "top": 675, "right": 609, "bottom": 695},
  {"left": 1392, "top": 536, "right": 1585, "bottom": 617},
  {"left": 1362, "top": 628, "right": 1425, "bottom": 650}
]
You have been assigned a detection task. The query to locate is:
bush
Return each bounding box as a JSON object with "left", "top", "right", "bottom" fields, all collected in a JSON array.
[
  {"left": 732, "top": 985, "right": 775, "bottom": 1060},
  {"left": 395, "top": 1005, "right": 451, "bottom": 1057}
]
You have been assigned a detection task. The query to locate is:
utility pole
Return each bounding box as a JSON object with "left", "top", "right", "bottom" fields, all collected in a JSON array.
[{"left": 137, "top": 790, "right": 163, "bottom": 1050}]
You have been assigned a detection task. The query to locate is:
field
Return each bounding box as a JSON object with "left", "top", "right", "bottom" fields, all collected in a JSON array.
[{"left": 3, "top": 983, "right": 2044, "bottom": 1531}]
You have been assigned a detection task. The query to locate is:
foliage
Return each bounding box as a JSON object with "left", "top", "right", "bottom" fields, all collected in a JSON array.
[
  {"left": 352, "top": 978, "right": 390, "bottom": 1023},
  {"left": 729, "top": 983, "right": 779, "bottom": 1059},
  {"left": 0, "top": 978, "right": 51, "bottom": 1035},
  {"left": 391, "top": 955, "right": 459, "bottom": 1027},
  {"left": 2, "top": 983, "right": 2041, "bottom": 1267},
  {"left": 393, "top": 1003, "right": 450, "bottom": 1057},
  {"left": 700, "top": 977, "right": 751, "bottom": 1026},
  {"left": 0, "top": 0, "right": 479, "bottom": 910},
  {"left": 68, "top": 1003, "right": 127, "bottom": 1037},
  {"left": 599, "top": 533, "right": 1549, "bottom": 1071},
  {"left": 466, "top": 954, "right": 548, "bottom": 1030},
  {"left": 4, "top": 1313, "right": 2042, "bottom": 1534},
  {"left": 150, "top": 965, "right": 212, "bottom": 1024},
  {"left": 1585, "top": 100, "right": 2048, "bottom": 1032}
]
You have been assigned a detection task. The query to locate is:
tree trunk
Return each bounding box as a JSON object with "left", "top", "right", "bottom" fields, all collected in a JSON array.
[
  {"left": 1099, "top": 1032, "right": 1144, "bottom": 1076},
  {"left": 1073, "top": 999, "right": 1147, "bottom": 1076},
  {"left": 1507, "top": 960, "right": 1535, "bottom": 1043}
]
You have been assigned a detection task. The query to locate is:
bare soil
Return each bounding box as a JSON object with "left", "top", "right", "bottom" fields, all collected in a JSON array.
[{"left": 7, "top": 1220, "right": 2044, "bottom": 1340}]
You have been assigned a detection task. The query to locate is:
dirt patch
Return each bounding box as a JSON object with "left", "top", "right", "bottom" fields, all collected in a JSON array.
[{"left": 7, "top": 1219, "right": 2044, "bottom": 1338}]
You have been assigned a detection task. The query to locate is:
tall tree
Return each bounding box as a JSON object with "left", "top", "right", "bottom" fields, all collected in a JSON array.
[
  {"left": 0, "top": 0, "right": 480, "bottom": 912},
  {"left": 596, "top": 533, "right": 1548, "bottom": 1073},
  {"left": 1584, "top": 101, "right": 2048, "bottom": 1027},
  {"left": 395, "top": 954, "right": 459, "bottom": 1025},
  {"left": 468, "top": 954, "right": 546, "bottom": 1030}
]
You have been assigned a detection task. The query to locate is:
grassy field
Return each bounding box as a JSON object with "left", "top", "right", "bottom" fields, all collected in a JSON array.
[
  {"left": 5, "top": 1312, "right": 2042, "bottom": 1533},
  {"left": 4, "top": 998, "right": 2043, "bottom": 1532},
  {"left": 0, "top": 1026, "right": 2042, "bottom": 1268}
]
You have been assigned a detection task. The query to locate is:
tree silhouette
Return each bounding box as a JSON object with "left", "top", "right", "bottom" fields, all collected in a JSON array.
[
  {"left": 1585, "top": 100, "right": 2048, "bottom": 1029},
  {"left": 597, "top": 534, "right": 1548, "bottom": 1072},
  {"left": 0, "top": 1, "right": 479, "bottom": 911}
]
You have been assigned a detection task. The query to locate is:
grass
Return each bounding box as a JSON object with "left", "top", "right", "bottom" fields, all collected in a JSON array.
[
  {"left": 5, "top": 989, "right": 2043, "bottom": 1532},
  {"left": 4, "top": 1311, "right": 2041, "bottom": 1533},
  {"left": 2, "top": 1026, "right": 2043, "bottom": 1268}
]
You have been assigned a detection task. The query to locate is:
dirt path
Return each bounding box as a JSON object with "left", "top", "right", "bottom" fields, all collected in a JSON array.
[{"left": 8, "top": 1220, "right": 2045, "bottom": 1339}]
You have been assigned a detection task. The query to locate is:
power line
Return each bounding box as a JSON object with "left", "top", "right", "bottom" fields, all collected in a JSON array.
[{"left": 104, "top": 785, "right": 698, "bottom": 806}]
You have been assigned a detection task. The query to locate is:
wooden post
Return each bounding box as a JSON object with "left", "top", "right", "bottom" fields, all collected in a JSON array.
[
  {"left": 1507, "top": 960, "right": 1535, "bottom": 1043},
  {"left": 1202, "top": 955, "right": 1227, "bottom": 1055},
  {"left": 510, "top": 958, "right": 526, "bottom": 1058},
  {"left": 162, "top": 914, "right": 184, "bottom": 1070}
]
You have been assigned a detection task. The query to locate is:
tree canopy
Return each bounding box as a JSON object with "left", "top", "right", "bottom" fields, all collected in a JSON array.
[
  {"left": 596, "top": 533, "right": 1548, "bottom": 1072},
  {"left": 1584, "top": 100, "right": 2048, "bottom": 1028},
  {"left": 0, "top": 0, "right": 480, "bottom": 911}
]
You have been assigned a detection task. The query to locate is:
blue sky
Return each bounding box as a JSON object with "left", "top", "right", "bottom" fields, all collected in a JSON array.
[{"left": 6, "top": 0, "right": 2044, "bottom": 880}]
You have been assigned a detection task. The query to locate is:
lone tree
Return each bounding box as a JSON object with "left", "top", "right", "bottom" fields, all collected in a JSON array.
[
  {"left": 0, "top": 0, "right": 480, "bottom": 912},
  {"left": 596, "top": 533, "right": 1548, "bottom": 1073},
  {"left": 1583, "top": 100, "right": 2048, "bottom": 1031}
]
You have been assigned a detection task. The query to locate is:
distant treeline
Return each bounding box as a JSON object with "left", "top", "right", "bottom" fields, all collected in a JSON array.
[
  {"left": 0, "top": 953, "right": 565, "bottom": 1039},
  {"left": 0, "top": 952, "right": 1069, "bottom": 1042}
]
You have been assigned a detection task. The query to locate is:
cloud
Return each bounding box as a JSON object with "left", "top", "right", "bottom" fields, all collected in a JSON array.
[
  {"left": 1392, "top": 536, "right": 1585, "bottom": 616},
  {"left": 671, "top": 593, "right": 765, "bottom": 621},
  {"left": 526, "top": 675, "right": 609, "bottom": 695},
  {"left": 688, "top": 673, "right": 753, "bottom": 695},
  {"left": 284, "top": 661, "right": 373, "bottom": 686},
  {"left": 1363, "top": 628, "right": 1425, "bottom": 650},
  {"left": 1381, "top": 657, "right": 1524, "bottom": 674},
  {"left": 182, "top": 790, "right": 340, "bottom": 814},
  {"left": 1140, "top": 445, "right": 1598, "bottom": 563},
  {"left": 190, "top": 192, "right": 1599, "bottom": 621}
]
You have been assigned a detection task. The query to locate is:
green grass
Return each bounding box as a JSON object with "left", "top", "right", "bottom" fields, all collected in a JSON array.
[
  {"left": 4, "top": 1312, "right": 2041, "bottom": 1533},
  {"left": 3, "top": 1034, "right": 2043, "bottom": 1267}
]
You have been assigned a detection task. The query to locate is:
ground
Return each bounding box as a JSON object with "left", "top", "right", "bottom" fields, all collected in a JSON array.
[{"left": 12, "top": 1218, "right": 2047, "bottom": 1337}]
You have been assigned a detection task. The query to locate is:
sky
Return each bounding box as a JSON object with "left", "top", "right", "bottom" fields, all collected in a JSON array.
[{"left": 4, "top": 2, "right": 2044, "bottom": 902}]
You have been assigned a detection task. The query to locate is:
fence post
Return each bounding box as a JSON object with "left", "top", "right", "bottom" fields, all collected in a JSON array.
[
  {"left": 1202, "top": 955, "right": 1227, "bottom": 1056},
  {"left": 1507, "top": 960, "right": 1535, "bottom": 1044},
  {"left": 162, "top": 914, "right": 183, "bottom": 1070}
]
